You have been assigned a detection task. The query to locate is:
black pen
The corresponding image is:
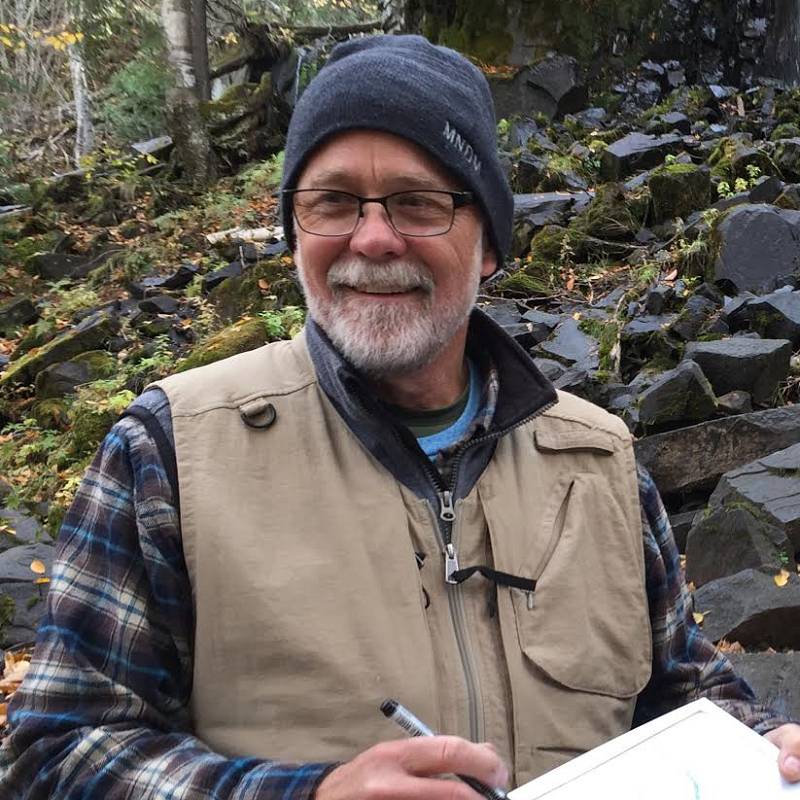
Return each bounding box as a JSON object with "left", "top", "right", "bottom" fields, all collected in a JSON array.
[{"left": 380, "top": 698, "right": 509, "bottom": 800}]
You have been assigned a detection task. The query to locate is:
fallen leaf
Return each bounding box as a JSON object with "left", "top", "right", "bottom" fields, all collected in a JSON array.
[
  {"left": 664, "top": 268, "right": 678, "bottom": 282},
  {"left": 565, "top": 275, "right": 575, "bottom": 291},
  {"left": 774, "top": 569, "right": 790, "bottom": 588},
  {"left": 572, "top": 311, "right": 582, "bottom": 321},
  {"left": 692, "top": 611, "right": 705, "bottom": 625},
  {"left": 29, "top": 560, "right": 46, "bottom": 575}
]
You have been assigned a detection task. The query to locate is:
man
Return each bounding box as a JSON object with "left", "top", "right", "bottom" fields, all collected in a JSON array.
[{"left": 2, "top": 34, "right": 800, "bottom": 800}]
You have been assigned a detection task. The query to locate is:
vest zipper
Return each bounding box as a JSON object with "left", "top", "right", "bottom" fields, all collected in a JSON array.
[{"left": 425, "top": 396, "right": 558, "bottom": 745}]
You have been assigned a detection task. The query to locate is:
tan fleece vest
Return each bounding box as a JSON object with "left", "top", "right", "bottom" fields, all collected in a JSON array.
[{"left": 155, "top": 332, "right": 652, "bottom": 785}]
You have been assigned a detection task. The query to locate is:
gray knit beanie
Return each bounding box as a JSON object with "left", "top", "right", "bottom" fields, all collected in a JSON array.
[{"left": 280, "top": 34, "right": 513, "bottom": 265}]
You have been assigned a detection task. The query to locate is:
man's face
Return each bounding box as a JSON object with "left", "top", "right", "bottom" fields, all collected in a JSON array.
[{"left": 293, "top": 130, "right": 496, "bottom": 377}]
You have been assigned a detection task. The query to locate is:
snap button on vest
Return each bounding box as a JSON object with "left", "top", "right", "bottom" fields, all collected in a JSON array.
[{"left": 239, "top": 397, "right": 276, "bottom": 429}]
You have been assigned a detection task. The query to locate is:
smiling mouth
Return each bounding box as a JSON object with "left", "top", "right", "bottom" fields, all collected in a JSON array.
[{"left": 338, "top": 284, "right": 425, "bottom": 296}]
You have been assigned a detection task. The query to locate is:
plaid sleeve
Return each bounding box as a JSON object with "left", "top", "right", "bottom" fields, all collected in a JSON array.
[
  {"left": 0, "top": 391, "right": 336, "bottom": 799},
  {"left": 633, "top": 465, "right": 792, "bottom": 734}
]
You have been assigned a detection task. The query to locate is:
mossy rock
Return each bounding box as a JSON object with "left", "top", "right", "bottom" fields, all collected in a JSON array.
[
  {"left": 203, "top": 73, "right": 272, "bottom": 132},
  {"left": 0, "top": 312, "right": 120, "bottom": 388},
  {"left": 69, "top": 404, "right": 119, "bottom": 456},
  {"left": 708, "top": 136, "right": 776, "bottom": 180},
  {"left": 530, "top": 225, "right": 571, "bottom": 263},
  {"left": 176, "top": 318, "right": 268, "bottom": 373},
  {"left": 771, "top": 123, "right": 800, "bottom": 142},
  {"left": 773, "top": 139, "right": 800, "bottom": 181},
  {"left": 70, "top": 350, "right": 117, "bottom": 378},
  {"left": 572, "top": 183, "right": 647, "bottom": 242},
  {"left": 31, "top": 398, "right": 70, "bottom": 430},
  {"left": 648, "top": 164, "right": 712, "bottom": 223},
  {"left": 209, "top": 259, "right": 303, "bottom": 323}
]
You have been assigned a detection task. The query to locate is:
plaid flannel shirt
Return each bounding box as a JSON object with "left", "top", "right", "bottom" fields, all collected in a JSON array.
[{"left": 0, "top": 380, "right": 790, "bottom": 799}]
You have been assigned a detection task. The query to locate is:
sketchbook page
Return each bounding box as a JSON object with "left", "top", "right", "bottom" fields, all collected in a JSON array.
[{"left": 510, "top": 698, "right": 800, "bottom": 800}]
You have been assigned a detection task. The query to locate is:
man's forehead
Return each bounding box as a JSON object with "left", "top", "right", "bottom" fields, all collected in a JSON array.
[{"left": 298, "top": 129, "right": 461, "bottom": 190}]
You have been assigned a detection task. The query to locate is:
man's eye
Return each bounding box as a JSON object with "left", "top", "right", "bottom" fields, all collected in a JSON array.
[
  {"left": 318, "top": 192, "right": 349, "bottom": 205},
  {"left": 397, "top": 193, "right": 438, "bottom": 208}
]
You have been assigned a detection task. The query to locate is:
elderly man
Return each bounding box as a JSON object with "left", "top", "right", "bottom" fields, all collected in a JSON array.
[{"left": 2, "top": 34, "right": 800, "bottom": 800}]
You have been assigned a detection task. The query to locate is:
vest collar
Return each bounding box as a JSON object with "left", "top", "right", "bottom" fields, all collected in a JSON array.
[{"left": 305, "top": 308, "right": 557, "bottom": 440}]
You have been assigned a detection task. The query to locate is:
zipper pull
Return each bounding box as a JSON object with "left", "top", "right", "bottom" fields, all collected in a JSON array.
[
  {"left": 445, "top": 542, "right": 460, "bottom": 584},
  {"left": 438, "top": 490, "right": 456, "bottom": 522}
]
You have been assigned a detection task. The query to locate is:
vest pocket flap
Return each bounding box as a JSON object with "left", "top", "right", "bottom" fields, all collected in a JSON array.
[
  {"left": 510, "top": 473, "right": 652, "bottom": 699},
  {"left": 534, "top": 428, "right": 616, "bottom": 455}
]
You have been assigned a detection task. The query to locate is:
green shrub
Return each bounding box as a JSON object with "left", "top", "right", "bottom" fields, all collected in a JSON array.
[{"left": 101, "top": 52, "right": 171, "bottom": 142}]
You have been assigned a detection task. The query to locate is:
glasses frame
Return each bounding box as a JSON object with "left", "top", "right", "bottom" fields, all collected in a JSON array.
[{"left": 280, "top": 188, "right": 475, "bottom": 238}]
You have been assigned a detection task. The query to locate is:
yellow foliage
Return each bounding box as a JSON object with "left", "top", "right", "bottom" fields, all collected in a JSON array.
[
  {"left": 774, "top": 569, "right": 791, "bottom": 588},
  {"left": 0, "top": 36, "right": 12, "bottom": 48},
  {"left": 30, "top": 559, "right": 46, "bottom": 575}
]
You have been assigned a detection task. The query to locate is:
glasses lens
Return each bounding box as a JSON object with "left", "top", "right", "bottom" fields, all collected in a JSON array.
[
  {"left": 387, "top": 191, "right": 455, "bottom": 236},
  {"left": 292, "top": 190, "right": 359, "bottom": 235}
]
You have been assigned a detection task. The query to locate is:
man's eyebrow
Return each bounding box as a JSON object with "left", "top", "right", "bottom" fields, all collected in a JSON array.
[{"left": 302, "top": 170, "right": 453, "bottom": 191}]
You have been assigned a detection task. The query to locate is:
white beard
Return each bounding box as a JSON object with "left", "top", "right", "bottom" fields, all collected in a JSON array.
[{"left": 296, "top": 241, "right": 482, "bottom": 377}]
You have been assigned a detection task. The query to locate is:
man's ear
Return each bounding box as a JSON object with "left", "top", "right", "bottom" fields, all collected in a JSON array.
[{"left": 480, "top": 232, "right": 498, "bottom": 278}]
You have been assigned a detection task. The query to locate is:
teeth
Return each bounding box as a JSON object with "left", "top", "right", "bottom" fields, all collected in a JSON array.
[{"left": 354, "top": 286, "right": 413, "bottom": 294}]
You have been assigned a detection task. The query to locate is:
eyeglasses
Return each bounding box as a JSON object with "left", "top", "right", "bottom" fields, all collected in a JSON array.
[{"left": 281, "top": 188, "right": 475, "bottom": 237}]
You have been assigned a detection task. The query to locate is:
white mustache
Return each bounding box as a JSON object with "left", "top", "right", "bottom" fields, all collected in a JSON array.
[{"left": 327, "top": 257, "right": 434, "bottom": 295}]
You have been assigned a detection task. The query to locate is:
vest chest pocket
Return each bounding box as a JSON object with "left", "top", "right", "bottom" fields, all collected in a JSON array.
[{"left": 510, "top": 446, "right": 652, "bottom": 700}]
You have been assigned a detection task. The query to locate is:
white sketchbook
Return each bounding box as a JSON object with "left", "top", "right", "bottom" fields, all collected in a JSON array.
[{"left": 510, "top": 698, "right": 800, "bottom": 799}]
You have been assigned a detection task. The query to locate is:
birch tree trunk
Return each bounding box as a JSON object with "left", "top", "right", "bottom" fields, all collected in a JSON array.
[
  {"left": 68, "top": 40, "right": 94, "bottom": 165},
  {"left": 161, "top": 0, "right": 216, "bottom": 186}
]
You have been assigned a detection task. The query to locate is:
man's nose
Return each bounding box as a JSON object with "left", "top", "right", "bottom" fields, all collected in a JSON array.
[{"left": 348, "top": 202, "right": 408, "bottom": 261}]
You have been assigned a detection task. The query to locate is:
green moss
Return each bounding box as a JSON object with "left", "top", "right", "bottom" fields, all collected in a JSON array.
[
  {"left": 0, "top": 593, "right": 15, "bottom": 644},
  {"left": 0, "top": 312, "right": 119, "bottom": 388},
  {"left": 70, "top": 350, "right": 117, "bottom": 379},
  {"left": 573, "top": 183, "right": 646, "bottom": 241},
  {"left": 209, "top": 259, "right": 302, "bottom": 323},
  {"left": 530, "top": 225, "right": 571, "bottom": 263},
  {"left": 648, "top": 164, "right": 711, "bottom": 223},
  {"left": 31, "top": 398, "right": 70, "bottom": 430},
  {"left": 176, "top": 318, "right": 268, "bottom": 373},
  {"left": 770, "top": 123, "right": 800, "bottom": 142},
  {"left": 495, "top": 269, "right": 554, "bottom": 296},
  {"left": 424, "top": 0, "right": 658, "bottom": 65},
  {"left": 708, "top": 137, "right": 775, "bottom": 180},
  {"left": 425, "top": 0, "right": 514, "bottom": 63},
  {"left": 578, "top": 317, "right": 620, "bottom": 372}
]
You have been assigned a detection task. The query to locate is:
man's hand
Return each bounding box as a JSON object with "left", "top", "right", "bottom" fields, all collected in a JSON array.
[
  {"left": 315, "top": 736, "right": 509, "bottom": 800},
  {"left": 765, "top": 724, "right": 800, "bottom": 782}
]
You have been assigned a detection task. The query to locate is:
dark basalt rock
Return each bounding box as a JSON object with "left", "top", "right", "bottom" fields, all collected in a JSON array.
[
  {"left": 601, "top": 132, "right": 683, "bottom": 181},
  {"left": 726, "top": 288, "right": 800, "bottom": 345},
  {"left": 708, "top": 442, "right": 800, "bottom": 554},
  {"left": 668, "top": 295, "right": 718, "bottom": 341},
  {"left": 637, "top": 360, "right": 717, "bottom": 432},
  {"left": 684, "top": 337, "right": 792, "bottom": 404},
  {"left": 138, "top": 295, "right": 180, "bottom": 315},
  {"left": 713, "top": 204, "right": 800, "bottom": 293},
  {"left": 0, "top": 297, "right": 38, "bottom": 336},
  {"left": 693, "top": 568, "right": 800, "bottom": 649},
  {"left": 202, "top": 260, "right": 244, "bottom": 292},
  {"left": 685, "top": 507, "right": 794, "bottom": 588},
  {"left": 634, "top": 405, "right": 800, "bottom": 498},
  {"left": 727, "top": 652, "right": 800, "bottom": 722},
  {"left": 535, "top": 318, "right": 599, "bottom": 369}
]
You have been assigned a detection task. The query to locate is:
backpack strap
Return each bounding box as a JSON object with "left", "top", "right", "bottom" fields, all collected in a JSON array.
[{"left": 120, "top": 405, "right": 180, "bottom": 511}]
